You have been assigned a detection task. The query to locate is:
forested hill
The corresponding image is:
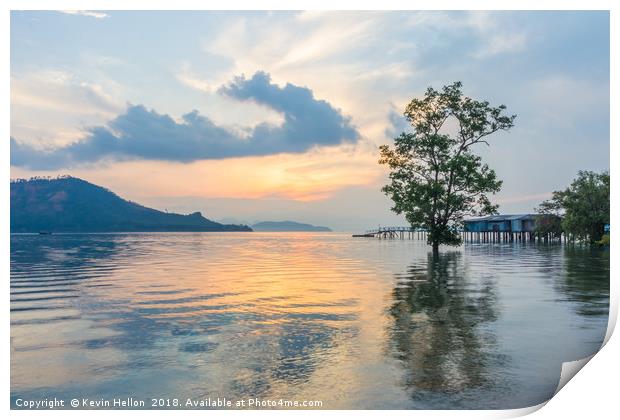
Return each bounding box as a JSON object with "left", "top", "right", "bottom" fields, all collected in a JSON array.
[{"left": 10, "top": 176, "right": 252, "bottom": 233}]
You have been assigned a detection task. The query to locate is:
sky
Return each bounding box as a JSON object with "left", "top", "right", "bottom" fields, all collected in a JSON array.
[{"left": 10, "top": 10, "right": 610, "bottom": 231}]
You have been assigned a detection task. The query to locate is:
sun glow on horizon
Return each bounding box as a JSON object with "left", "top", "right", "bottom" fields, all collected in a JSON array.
[{"left": 10, "top": 143, "right": 386, "bottom": 203}]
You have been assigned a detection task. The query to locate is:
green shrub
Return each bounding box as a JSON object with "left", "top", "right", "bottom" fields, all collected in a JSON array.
[{"left": 596, "top": 234, "right": 610, "bottom": 246}]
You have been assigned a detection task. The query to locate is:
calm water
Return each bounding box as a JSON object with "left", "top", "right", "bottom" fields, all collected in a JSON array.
[{"left": 10, "top": 233, "right": 609, "bottom": 409}]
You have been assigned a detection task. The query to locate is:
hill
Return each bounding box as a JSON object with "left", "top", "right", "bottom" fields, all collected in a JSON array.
[
  {"left": 251, "top": 221, "right": 332, "bottom": 232},
  {"left": 10, "top": 176, "right": 252, "bottom": 233}
]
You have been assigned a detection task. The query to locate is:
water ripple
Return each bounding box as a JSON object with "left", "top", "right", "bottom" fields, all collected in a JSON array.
[{"left": 10, "top": 233, "right": 609, "bottom": 410}]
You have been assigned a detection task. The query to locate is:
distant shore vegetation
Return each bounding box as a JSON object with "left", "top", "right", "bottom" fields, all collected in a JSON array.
[{"left": 536, "top": 170, "right": 610, "bottom": 245}]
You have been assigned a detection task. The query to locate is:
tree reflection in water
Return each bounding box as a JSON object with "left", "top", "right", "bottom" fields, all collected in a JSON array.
[
  {"left": 388, "top": 251, "right": 504, "bottom": 404},
  {"left": 557, "top": 246, "right": 610, "bottom": 318}
]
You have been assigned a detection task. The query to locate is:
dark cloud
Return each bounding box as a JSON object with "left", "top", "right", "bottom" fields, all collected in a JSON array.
[
  {"left": 11, "top": 72, "right": 359, "bottom": 170},
  {"left": 384, "top": 108, "right": 411, "bottom": 139},
  {"left": 219, "top": 71, "right": 359, "bottom": 150}
]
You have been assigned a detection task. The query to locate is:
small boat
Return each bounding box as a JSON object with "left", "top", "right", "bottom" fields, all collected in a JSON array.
[
  {"left": 352, "top": 233, "right": 374, "bottom": 237},
  {"left": 38, "top": 231, "right": 53, "bottom": 235}
]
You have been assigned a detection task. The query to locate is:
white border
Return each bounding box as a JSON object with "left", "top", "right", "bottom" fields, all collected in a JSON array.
[{"left": 2, "top": 0, "right": 618, "bottom": 10}]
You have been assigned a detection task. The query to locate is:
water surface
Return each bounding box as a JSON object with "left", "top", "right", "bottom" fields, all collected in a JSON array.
[{"left": 10, "top": 233, "right": 609, "bottom": 409}]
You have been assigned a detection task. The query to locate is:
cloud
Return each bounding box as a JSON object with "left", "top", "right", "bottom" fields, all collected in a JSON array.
[
  {"left": 174, "top": 55, "right": 235, "bottom": 93},
  {"left": 11, "top": 72, "right": 359, "bottom": 170},
  {"left": 219, "top": 71, "right": 359, "bottom": 146},
  {"left": 11, "top": 70, "right": 124, "bottom": 147},
  {"left": 60, "top": 11, "right": 109, "bottom": 19},
  {"left": 11, "top": 142, "right": 382, "bottom": 202},
  {"left": 11, "top": 70, "right": 121, "bottom": 117},
  {"left": 406, "top": 11, "right": 528, "bottom": 59},
  {"left": 384, "top": 106, "right": 411, "bottom": 139},
  {"left": 474, "top": 32, "right": 528, "bottom": 58},
  {"left": 193, "top": 11, "right": 529, "bottom": 149}
]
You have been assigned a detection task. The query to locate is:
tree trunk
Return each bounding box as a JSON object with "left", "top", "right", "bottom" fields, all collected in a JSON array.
[
  {"left": 432, "top": 241, "right": 439, "bottom": 256},
  {"left": 590, "top": 224, "right": 605, "bottom": 243}
]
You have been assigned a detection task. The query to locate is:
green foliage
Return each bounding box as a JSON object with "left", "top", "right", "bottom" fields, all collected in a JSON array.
[
  {"left": 537, "top": 170, "right": 610, "bottom": 243},
  {"left": 596, "top": 234, "right": 610, "bottom": 247},
  {"left": 534, "top": 214, "right": 563, "bottom": 239},
  {"left": 379, "top": 82, "right": 515, "bottom": 251}
]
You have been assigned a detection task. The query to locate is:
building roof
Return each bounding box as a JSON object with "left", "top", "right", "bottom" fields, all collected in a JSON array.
[{"left": 463, "top": 214, "right": 540, "bottom": 223}]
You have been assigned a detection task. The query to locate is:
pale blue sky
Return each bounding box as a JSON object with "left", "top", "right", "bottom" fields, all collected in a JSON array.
[{"left": 10, "top": 11, "right": 610, "bottom": 230}]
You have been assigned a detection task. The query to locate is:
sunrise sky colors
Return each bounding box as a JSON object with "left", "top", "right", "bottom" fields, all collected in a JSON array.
[{"left": 10, "top": 10, "right": 610, "bottom": 230}]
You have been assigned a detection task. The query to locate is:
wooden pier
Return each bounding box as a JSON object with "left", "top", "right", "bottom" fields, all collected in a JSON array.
[
  {"left": 353, "top": 227, "right": 564, "bottom": 243},
  {"left": 460, "top": 230, "right": 565, "bottom": 243},
  {"left": 354, "top": 226, "right": 428, "bottom": 240},
  {"left": 354, "top": 214, "right": 567, "bottom": 243}
]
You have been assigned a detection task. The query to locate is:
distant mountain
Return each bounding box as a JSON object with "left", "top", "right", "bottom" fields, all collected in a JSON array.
[
  {"left": 10, "top": 176, "right": 252, "bottom": 233},
  {"left": 251, "top": 221, "right": 332, "bottom": 232},
  {"left": 217, "top": 217, "right": 253, "bottom": 226}
]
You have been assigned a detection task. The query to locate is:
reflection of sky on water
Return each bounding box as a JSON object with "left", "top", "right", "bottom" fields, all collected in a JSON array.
[
  {"left": 385, "top": 244, "right": 609, "bottom": 408},
  {"left": 11, "top": 234, "right": 609, "bottom": 409}
]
